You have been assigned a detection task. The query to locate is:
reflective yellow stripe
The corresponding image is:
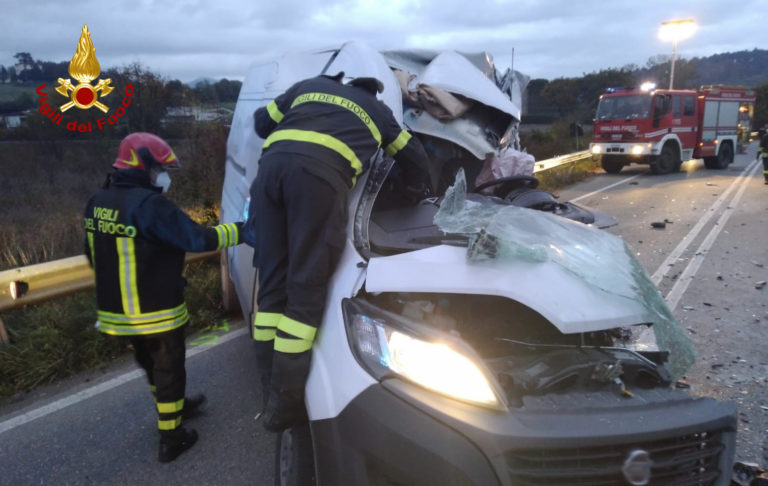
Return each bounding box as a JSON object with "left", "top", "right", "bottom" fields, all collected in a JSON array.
[
  {"left": 385, "top": 130, "right": 411, "bottom": 156},
  {"left": 267, "top": 101, "right": 283, "bottom": 123},
  {"left": 116, "top": 237, "right": 140, "bottom": 315},
  {"left": 157, "top": 398, "right": 185, "bottom": 414},
  {"left": 214, "top": 225, "right": 224, "bottom": 249},
  {"left": 254, "top": 312, "right": 281, "bottom": 327},
  {"left": 274, "top": 336, "right": 313, "bottom": 353},
  {"left": 290, "top": 92, "right": 381, "bottom": 146},
  {"left": 150, "top": 385, "right": 157, "bottom": 393},
  {"left": 253, "top": 312, "right": 280, "bottom": 341},
  {"left": 263, "top": 129, "right": 363, "bottom": 176},
  {"left": 97, "top": 304, "right": 189, "bottom": 336},
  {"left": 277, "top": 315, "right": 317, "bottom": 341},
  {"left": 98, "top": 303, "right": 187, "bottom": 323},
  {"left": 87, "top": 232, "right": 95, "bottom": 266},
  {"left": 253, "top": 328, "right": 276, "bottom": 341},
  {"left": 158, "top": 416, "right": 182, "bottom": 431},
  {"left": 228, "top": 223, "right": 239, "bottom": 245},
  {"left": 224, "top": 224, "right": 232, "bottom": 247}
]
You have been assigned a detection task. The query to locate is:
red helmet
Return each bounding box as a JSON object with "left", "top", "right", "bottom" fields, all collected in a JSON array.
[{"left": 113, "top": 132, "right": 180, "bottom": 170}]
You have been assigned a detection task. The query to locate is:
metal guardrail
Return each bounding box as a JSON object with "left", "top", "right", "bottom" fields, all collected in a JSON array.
[
  {"left": 0, "top": 150, "right": 592, "bottom": 344},
  {"left": 0, "top": 251, "right": 219, "bottom": 343},
  {"left": 533, "top": 150, "right": 591, "bottom": 173}
]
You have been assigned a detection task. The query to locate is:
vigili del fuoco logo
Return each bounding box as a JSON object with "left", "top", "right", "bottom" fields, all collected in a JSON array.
[{"left": 36, "top": 24, "right": 134, "bottom": 132}]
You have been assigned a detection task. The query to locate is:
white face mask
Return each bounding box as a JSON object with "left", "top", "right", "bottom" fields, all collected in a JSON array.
[{"left": 153, "top": 171, "right": 172, "bottom": 193}]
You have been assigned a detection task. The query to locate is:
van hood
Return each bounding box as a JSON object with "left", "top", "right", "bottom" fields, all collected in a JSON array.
[{"left": 365, "top": 244, "right": 655, "bottom": 335}]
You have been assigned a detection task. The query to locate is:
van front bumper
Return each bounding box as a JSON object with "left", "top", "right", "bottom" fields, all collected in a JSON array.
[{"left": 310, "top": 380, "right": 736, "bottom": 486}]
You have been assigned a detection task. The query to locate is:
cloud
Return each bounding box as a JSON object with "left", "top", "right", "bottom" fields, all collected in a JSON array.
[{"left": 1, "top": 0, "right": 766, "bottom": 82}]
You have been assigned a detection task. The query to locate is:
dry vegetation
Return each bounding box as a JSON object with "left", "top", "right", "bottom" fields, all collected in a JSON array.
[{"left": 0, "top": 123, "right": 235, "bottom": 399}]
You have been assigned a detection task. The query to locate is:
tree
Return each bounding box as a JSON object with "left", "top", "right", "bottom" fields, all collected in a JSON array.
[
  {"left": 103, "top": 63, "right": 169, "bottom": 134},
  {"left": 540, "top": 78, "right": 580, "bottom": 117},
  {"left": 214, "top": 79, "right": 242, "bottom": 103},
  {"left": 13, "top": 52, "right": 34, "bottom": 82},
  {"left": 0, "top": 66, "right": 7, "bottom": 84},
  {"left": 8, "top": 67, "right": 17, "bottom": 84}
]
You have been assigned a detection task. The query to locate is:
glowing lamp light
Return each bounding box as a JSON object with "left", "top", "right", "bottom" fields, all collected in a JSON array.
[
  {"left": 658, "top": 19, "right": 697, "bottom": 90},
  {"left": 658, "top": 19, "right": 697, "bottom": 42},
  {"left": 640, "top": 82, "right": 656, "bottom": 91}
]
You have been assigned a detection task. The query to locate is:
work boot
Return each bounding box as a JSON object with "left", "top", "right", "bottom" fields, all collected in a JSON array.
[
  {"left": 261, "top": 390, "right": 307, "bottom": 433},
  {"left": 158, "top": 428, "right": 198, "bottom": 463},
  {"left": 182, "top": 394, "right": 206, "bottom": 420}
]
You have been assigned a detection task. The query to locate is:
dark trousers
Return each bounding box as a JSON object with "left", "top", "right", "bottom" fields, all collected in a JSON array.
[
  {"left": 130, "top": 325, "right": 187, "bottom": 437},
  {"left": 762, "top": 156, "right": 768, "bottom": 181},
  {"left": 248, "top": 153, "right": 347, "bottom": 407}
]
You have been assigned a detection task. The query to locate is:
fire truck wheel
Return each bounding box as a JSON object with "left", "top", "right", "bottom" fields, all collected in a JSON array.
[
  {"left": 705, "top": 142, "right": 733, "bottom": 170},
  {"left": 650, "top": 144, "right": 679, "bottom": 175},
  {"left": 601, "top": 157, "right": 624, "bottom": 174}
]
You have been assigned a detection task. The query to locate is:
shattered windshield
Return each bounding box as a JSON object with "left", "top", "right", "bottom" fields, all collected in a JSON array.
[
  {"left": 596, "top": 94, "right": 652, "bottom": 121},
  {"left": 433, "top": 170, "right": 696, "bottom": 380}
]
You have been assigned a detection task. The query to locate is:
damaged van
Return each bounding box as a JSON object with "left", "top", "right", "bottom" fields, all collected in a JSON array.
[{"left": 220, "top": 41, "right": 737, "bottom": 485}]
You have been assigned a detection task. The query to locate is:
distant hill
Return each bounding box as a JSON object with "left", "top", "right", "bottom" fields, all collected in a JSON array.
[{"left": 631, "top": 48, "right": 768, "bottom": 89}]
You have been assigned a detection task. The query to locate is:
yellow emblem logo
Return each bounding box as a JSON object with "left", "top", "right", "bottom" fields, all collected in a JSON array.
[{"left": 55, "top": 25, "right": 113, "bottom": 113}]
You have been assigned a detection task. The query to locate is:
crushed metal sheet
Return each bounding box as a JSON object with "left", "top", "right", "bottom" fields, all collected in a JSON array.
[{"left": 434, "top": 169, "right": 696, "bottom": 380}]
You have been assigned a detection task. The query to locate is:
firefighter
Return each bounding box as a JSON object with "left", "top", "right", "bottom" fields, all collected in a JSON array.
[
  {"left": 246, "top": 73, "right": 436, "bottom": 432},
  {"left": 84, "top": 132, "right": 244, "bottom": 462},
  {"left": 759, "top": 126, "right": 768, "bottom": 184}
]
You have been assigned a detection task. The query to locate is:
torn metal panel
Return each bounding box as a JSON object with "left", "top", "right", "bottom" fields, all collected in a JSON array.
[{"left": 427, "top": 169, "right": 696, "bottom": 380}]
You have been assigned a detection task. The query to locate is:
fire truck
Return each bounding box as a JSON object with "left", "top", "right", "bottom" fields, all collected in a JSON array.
[{"left": 590, "top": 84, "right": 756, "bottom": 174}]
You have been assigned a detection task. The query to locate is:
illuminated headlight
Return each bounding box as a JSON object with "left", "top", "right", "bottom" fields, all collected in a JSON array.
[
  {"left": 591, "top": 144, "right": 602, "bottom": 154},
  {"left": 631, "top": 145, "right": 644, "bottom": 155},
  {"left": 343, "top": 298, "right": 502, "bottom": 408}
]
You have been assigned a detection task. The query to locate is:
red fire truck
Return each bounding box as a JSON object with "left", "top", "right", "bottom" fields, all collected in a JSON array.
[{"left": 590, "top": 84, "right": 755, "bottom": 174}]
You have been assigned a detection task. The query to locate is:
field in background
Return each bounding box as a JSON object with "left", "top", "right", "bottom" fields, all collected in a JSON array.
[{"left": 0, "top": 123, "right": 235, "bottom": 399}]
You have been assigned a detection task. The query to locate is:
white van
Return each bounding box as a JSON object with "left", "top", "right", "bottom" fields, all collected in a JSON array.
[{"left": 220, "top": 41, "right": 736, "bottom": 486}]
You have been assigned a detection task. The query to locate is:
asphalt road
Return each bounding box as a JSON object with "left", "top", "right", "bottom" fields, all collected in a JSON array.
[
  {"left": 558, "top": 143, "right": 768, "bottom": 465},
  {"left": 1, "top": 143, "right": 767, "bottom": 483}
]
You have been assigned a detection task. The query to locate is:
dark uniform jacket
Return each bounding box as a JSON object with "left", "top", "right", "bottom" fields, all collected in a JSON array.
[
  {"left": 253, "top": 75, "right": 433, "bottom": 188},
  {"left": 84, "top": 170, "right": 242, "bottom": 336}
]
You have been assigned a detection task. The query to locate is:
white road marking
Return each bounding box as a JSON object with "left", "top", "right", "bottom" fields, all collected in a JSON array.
[
  {"left": 0, "top": 326, "right": 247, "bottom": 436},
  {"left": 662, "top": 160, "right": 761, "bottom": 311},
  {"left": 569, "top": 174, "right": 641, "bottom": 203},
  {"left": 650, "top": 158, "right": 762, "bottom": 285}
]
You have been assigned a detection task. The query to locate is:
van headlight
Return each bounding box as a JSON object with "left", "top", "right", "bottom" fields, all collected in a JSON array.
[{"left": 343, "top": 298, "right": 503, "bottom": 409}]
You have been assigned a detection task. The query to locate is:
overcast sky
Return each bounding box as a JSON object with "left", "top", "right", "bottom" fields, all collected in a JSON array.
[{"left": 2, "top": 0, "right": 766, "bottom": 84}]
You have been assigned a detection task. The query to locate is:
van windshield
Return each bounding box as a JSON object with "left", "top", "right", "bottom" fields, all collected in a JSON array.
[
  {"left": 433, "top": 169, "right": 697, "bottom": 381},
  {"left": 596, "top": 94, "right": 652, "bottom": 121}
]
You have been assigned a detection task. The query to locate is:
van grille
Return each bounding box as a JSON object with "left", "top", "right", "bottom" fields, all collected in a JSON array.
[{"left": 505, "top": 430, "right": 725, "bottom": 486}]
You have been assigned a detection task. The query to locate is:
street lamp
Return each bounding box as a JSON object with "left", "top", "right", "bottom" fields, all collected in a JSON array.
[{"left": 658, "top": 19, "right": 697, "bottom": 89}]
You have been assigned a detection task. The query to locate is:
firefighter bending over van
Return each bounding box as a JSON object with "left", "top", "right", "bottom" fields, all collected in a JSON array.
[
  {"left": 246, "top": 72, "right": 435, "bottom": 432},
  {"left": 84, "top": 133, "right": 244, "bottom": 462}
]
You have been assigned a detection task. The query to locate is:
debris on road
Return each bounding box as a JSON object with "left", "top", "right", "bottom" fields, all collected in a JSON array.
[
  {"left": 752, "top": 261, "right": 764, "bottom": 268},
  {"left": 651, "top": 221, "right": 667, "bottom": 229},
  {"left": 756, "top": 281, "right": 766, "bottom": 290},
  {"left": 731, "top": 461, "right": 768, "bottom": 486}
]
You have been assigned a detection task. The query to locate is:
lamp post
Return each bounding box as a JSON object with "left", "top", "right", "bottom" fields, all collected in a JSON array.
[{"left": 658, "top": 19, "right": 697, "bottom": 89}]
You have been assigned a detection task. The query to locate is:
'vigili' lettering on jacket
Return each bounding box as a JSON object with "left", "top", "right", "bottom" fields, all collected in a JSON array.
[{"left": 85, "top": 206, "right": 137, "bottom": 237}]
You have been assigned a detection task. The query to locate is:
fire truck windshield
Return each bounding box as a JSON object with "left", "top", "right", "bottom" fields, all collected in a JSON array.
[{"left": 596, "top": 94, "right": 652, "bottom": 121}]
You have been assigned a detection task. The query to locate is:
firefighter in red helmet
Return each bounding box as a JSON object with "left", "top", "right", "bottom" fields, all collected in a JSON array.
[{"left": 84, "top": 132, "right": 244, "bottom": 462}]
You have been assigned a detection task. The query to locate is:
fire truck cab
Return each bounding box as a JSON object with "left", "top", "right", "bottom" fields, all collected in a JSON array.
[{"left": 590, "top": 85, "right": 755, "bottom": 175}]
